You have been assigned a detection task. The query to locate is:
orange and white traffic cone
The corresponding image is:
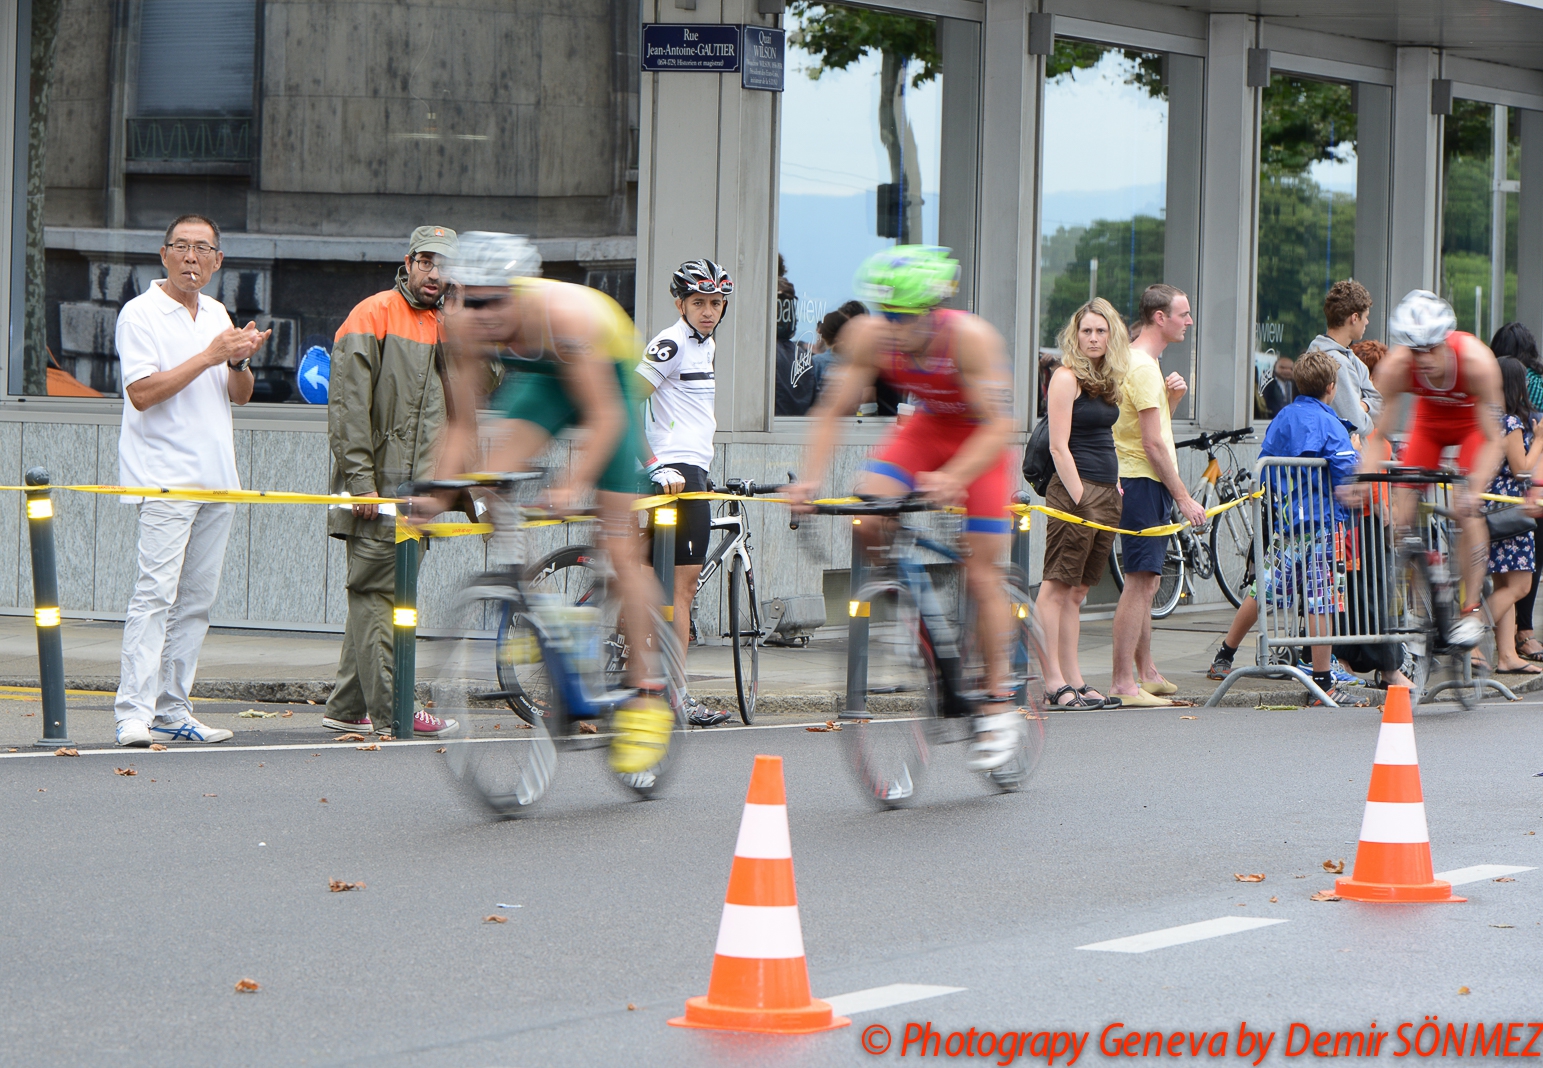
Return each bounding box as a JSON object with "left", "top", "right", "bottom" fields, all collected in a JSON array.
[
  {"left": 1334, "top": 685, "right": 1465, "bottom": 903},
  {"left": 669, "top": 754, "right": 851, "bottom": 1035}
]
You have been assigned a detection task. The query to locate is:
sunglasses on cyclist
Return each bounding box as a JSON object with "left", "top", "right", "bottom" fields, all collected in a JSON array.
[{"left": 461, "top": 294, "right": 510, "bottom": 310}]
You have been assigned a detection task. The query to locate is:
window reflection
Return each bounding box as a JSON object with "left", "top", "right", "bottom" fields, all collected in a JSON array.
[
  {"left": 1254, "top": 75, "right": 1356, "bottom": 415},
  {"left": 777, "top": 2, "right": 943, "bottom": 416},
  {"left": 1441, "top": 101, "right": 1520, "bottom": 337},
  {"left": 1039, "top": 42, "right": 1167, "bottom": 368}
]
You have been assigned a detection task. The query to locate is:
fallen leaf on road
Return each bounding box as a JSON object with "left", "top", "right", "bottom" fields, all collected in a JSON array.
[
  {"left": 36, "top": 787, "right": 44, "bottom": 792},
  {"left": 377, "top": 734, "right": 394, "bottom": 741},
  {"left": 493, "top": 724, "right": 501, "bottom": 730},
  {"left": 1269, "top": 895, "right": 1279, "bottom": 903},
  {"left": 234, "top": 979, "right": 260, "bottom": 993},
  {"left": 516, "top": 721, "right": 533, "bottom": 729},
  {"left": 149, "top": 743, "right": 167, "bottom": 751},
  {"left": 113, "top": 767, "right": 137, "bottom": 777},
  {"left": 1322, "top": 858, "right": 1345, "bottom": 874},
  {"left": 237, "top": 709, "right": 278, "bottom": 719},
  {"left": 577, "top": 722, "right": 599, "bottom": 735},
  {"left": 23, "top": 712, "right": 35, "bottom": 717},
  {"left": 806, "top": 720, "right": 844, "bottom": 732},
  {"left": 1528, "top": 831, "right": 1536, "bottom": 836},
  {"left": 435, "top": 747, "right": 446, "bottom": 753},
  {"left": 334, "top": 733, "right": 367, "bottom": 742},
  {"left": 1179, "top": 715, "right": 1197, "bottom": 720},
  {"left": 1295, "top": 874, "right": 1307, "bottom": 878},
  {"left": 425, "top": 701, "right": 434, "bottom": 708},
  {"left": 1234, "top": 873, "right": 1265, "bottom": 882},
  {"left": 483, "top": 915, "right": 507, "bottom": 923},
  {"left": 1310, "top": 890, "right": 1342, "bottom": 901},
  {"left": 1458, "top": 986, "right": 1471, "bottom": 995},
  {"left": 1490, "top": 923, "right": 1514, "bottom": 928},
  {"left": 319, "top": 798, "right": 327, "bottom": 803},
  {"left": 306, "top": 699, "right": 317, "bottom": 705},
  {"left": 281, "top": 710, "right": 293, "bottom": 718},
  {"left": 627, "top": 1003, "right": 637, "bottom": 1011},
  {"left": 328, "top": 879, "right": 365, "bottom": 892},
  {"left": 7, "top": 747, "right": 16, "bottom": 752},
  {"left": 1256, "top": 704, "right": 1298, "bottom": 710},
  {"left": 53, "top": 747, "right": 78, "bottom": 757},
  {"left": 1495, "top": 876, "right": 1516, "bottom": 882},
  {"left": 356, "top": 743, "right": 380, "bottom": 751}
]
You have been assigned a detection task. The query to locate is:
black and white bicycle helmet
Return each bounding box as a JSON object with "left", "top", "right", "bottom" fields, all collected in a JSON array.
[
  {"left": 449, "top": 231, "right": 543, "bottom": 287},
  {"left": 669, "top": 258, "right": 735, "bottom": 299},
  {"left": 1387, "top": 289, "right": 1457, "bottom": 349}
]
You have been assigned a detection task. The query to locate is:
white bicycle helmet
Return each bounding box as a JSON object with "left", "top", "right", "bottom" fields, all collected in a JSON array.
[
  {"left": 449, "top": 231, "right": 542, "bottom": 287},
  {"left": 1387, "top": 289, "right": 1457, "bottom": 349}
]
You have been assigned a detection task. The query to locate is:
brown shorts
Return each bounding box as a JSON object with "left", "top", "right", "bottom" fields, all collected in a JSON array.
[{"left": 1042, "top": 476, "right": 1121, "bottom": 588}]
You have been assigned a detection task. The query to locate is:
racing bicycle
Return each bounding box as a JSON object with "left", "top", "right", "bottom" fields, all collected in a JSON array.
[
  {"left": 1110, "top": 427, "right": 1257, "bottom": 617},
  {"left": 419, "top": 474, "right": 689, "bottom": 816},
  {"left": 803, "top": 495, "right": 1047, "bottom": 807}
]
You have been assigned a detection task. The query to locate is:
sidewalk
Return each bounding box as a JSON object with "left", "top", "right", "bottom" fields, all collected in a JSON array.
[{"left": 6, "top": 607, "right": 1532, "bottom": 713}]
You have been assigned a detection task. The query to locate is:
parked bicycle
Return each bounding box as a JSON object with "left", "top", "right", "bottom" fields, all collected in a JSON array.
[
  {"left": 420, "top": 473, "right": 689, "bottom": 816},
  {"left": 803, "top": 495, "right": 1046, "bottom": 807},
  {"left": 1109, "top": 427, "right": 1257, "bottom": 617}
]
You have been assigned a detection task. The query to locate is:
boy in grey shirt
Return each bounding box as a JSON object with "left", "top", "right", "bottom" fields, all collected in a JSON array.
[{"left": 1309, "top": 278, "right": 1380, "bottom": 435}]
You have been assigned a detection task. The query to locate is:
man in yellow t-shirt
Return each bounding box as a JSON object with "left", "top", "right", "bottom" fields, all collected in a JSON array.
[{"left": 1109, "top": 284, "right": 1207, "bottom": 707}]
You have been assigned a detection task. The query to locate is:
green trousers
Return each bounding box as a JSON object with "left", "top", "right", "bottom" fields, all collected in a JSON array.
[{"left": 327, "top": 536, "right": 409, "bottom": 724}]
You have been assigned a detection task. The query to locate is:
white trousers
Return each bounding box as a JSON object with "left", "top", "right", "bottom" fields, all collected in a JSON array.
[{"left": 114, "top": 501, "right": 234, "bottom": 726}]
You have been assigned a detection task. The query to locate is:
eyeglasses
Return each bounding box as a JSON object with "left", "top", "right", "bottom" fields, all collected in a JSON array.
[
  {"left": 410, "top": 255, "right": 443, "bottom": 272},
  {"left": 461, "top": 294, "right": 509, "bottom": 310},
  {"left": 165, "top": 241, "right": 219, "bottom": 257}
]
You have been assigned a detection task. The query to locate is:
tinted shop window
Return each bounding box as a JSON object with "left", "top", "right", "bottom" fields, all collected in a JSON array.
[
  {"left": 1441, "top": 100, "right": 1520, "bottom": 337},
  {"left": 1254, "top": 75, "right": 1356, "bottom": 406},
  {"left": 776, "top": 2, "right": 944, "bottom": 416}
]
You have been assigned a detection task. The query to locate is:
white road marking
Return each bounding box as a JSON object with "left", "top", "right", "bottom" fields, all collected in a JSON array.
[
  {"left": 1078, "top": 916, "right": 1287, "bottom": 954},
  {"left": 822, "top": 984, "right": 965, "bottom": 1017},
  {"left": 0, "top": 717, "right": 870, "bottom": 759},
  {"left": 1434, "top": 864, "right": 1536, "bottom": 886}
]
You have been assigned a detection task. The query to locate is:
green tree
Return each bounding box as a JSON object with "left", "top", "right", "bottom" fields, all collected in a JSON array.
[
  {"left": 23, "top": 0, "right": 62, "bottom": 396},
  {"left": 1042, "top": 215, "right": 1167, "bottom": 345},
  {"left": 788, "top": 2, "right": 939, "bottom": 243},
  {"left": 1256, "top": 175, "right": 1356, "bottom": 359}
]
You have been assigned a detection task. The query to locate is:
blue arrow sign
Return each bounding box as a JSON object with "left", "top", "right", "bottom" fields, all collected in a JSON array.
[{"left": 297, "top": 345, "right": 330, "bottom": 404}]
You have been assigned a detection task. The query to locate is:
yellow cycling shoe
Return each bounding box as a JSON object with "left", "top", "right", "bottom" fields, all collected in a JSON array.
[{"left": 608, "top": 695, "right": 675, "bottom": 775}]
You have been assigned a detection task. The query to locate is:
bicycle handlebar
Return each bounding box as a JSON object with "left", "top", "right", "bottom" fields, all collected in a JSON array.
[
  {"left": 712, "top": 478, "right": 792, "bottom": 497},
  {"left": 407, "top": 472, "right": 544, "bottom": 494},
  {"left": 803, "top": 493, "right": 939, "bottom": 517},
  {"left": 1352, "top": 467, "right": 1455, "bottom": 486},
  {"left": 1173, "top": 427, "right": 1254, "bottom": 451}
]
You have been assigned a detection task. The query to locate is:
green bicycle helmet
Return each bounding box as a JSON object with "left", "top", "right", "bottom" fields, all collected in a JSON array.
[{"left": 853, "top": 245, "right": 959, "bottom": 313}]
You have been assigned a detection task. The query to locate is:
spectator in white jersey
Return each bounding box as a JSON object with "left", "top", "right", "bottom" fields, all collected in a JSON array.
[{"left": 637, "top": 258, "right": 735, "bottom": 727}]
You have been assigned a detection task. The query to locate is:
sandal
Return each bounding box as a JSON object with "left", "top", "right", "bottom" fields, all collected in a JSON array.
[
  {"left": 1517, "top": 635, "right": 1543, "bottom": 662},
  {"left": 1076, "top": 685, "right": 1115, "bottom": 709},
  {"left": 1044, "top": 684, "right": 1090, "bottom": 709}
]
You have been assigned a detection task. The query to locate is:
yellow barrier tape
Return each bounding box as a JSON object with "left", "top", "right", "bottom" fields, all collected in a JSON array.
[
  {"left": 1010, "top": 488, "right": 1264, "bottom": 538},
  {"left": 0, "top": 484, "right": 402, "bottom": 506}
]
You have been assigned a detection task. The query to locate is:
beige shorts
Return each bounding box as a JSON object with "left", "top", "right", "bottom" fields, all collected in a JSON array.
[{"left": 1042, "top": 476, "right": 1120, "bottom": 588}]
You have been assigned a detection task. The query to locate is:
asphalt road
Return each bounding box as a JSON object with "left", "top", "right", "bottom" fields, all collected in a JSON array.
[{"left": 2, "top": 697, "right": 1541, "bottom": 1068}]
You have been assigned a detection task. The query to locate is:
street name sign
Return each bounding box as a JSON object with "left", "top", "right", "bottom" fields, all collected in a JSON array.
[{"left": 641, "top": 24, "right": 740, "bottom": 72}]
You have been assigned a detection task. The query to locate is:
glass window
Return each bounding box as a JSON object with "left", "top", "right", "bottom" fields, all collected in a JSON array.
[
  {"left": 1254, "top": 75, "right": 1357, "bottom": 417},
  {"left": 777, "top": 2, "right": 965, "bottom": 417},
  {"left": 1037, "top": 41, "right": 1167, "bottom": 409},
  {"left": 18, "top": 2, "right": 640, "bottom": 401},
  {"left": 1441, "top": 100, "right": 1520, "bottom": 339}
]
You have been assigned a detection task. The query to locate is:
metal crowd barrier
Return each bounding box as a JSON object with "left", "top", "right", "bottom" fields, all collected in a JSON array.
[{"left": 1205, "top": 456, "right": 1512, "bottom": 708}]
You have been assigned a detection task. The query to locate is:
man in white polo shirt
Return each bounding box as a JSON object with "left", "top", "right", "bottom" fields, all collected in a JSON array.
[{"left": 112, "top": 214, "right": 269, "bottom": 747}]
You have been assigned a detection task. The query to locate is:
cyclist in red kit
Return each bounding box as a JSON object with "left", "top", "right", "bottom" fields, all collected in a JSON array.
[{"left": 1360, "top": 290, "right": 1509, "bottom": 647}]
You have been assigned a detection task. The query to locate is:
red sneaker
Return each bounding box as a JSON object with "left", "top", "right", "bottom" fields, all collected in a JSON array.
[{"left": 413, "top": 708, "right": 458, "bottom": 737}]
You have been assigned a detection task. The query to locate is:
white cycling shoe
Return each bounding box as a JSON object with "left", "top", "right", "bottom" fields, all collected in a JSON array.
[
  {"left": 965, "top": 710, "right": 1024, "bottom": 773},
  {"left": 1446, "top": 612, "right": 1485, "bottom": 649}
]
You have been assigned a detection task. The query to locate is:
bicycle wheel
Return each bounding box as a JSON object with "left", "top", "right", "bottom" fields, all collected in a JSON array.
[
  {"left": 843, "top": 580, "right": 938, "bottom": 807},
  {"left": 991, "top": 581, "right": 1048, "bottom": 792},
  {"left": 432, "top": 575, "right": 559, "bottom": 817},
  {"left": 727, "top": 554, "right": 759, "bottom": 725},
  {"left": 1210, "top": 492, "right": 1255, "bottom": 609},
  {"left": 522, "top": 545, "right": 627, "bottom": 692}
]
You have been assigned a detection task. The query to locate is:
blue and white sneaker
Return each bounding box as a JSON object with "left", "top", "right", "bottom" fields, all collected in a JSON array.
[
  {"left": 1329, "top": 658, "right": 1364, "bottom": 687},
  {"left": 150, "top": 715, "right": 233, "bottom": 744}
]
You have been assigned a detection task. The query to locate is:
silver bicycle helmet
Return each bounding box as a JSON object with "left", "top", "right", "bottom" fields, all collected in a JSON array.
[
  {"left": 449, "top": 231, "right": 542, "bottom": 287},
  {"left": 1387, "top": 289, "right": 1457, "bottom": 349},
  {"left": 669, "top": 258, "right": 734, "bottom": 299}
]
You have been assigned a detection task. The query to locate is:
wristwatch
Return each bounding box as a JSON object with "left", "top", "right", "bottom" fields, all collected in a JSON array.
[{"left": 227, "top": 357, "right": 252, "bottom": 373}]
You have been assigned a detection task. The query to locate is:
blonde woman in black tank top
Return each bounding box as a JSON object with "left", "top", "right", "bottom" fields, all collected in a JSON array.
[{"left": 1040, "top": 298, "right": 1130, "bottom": 709}]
